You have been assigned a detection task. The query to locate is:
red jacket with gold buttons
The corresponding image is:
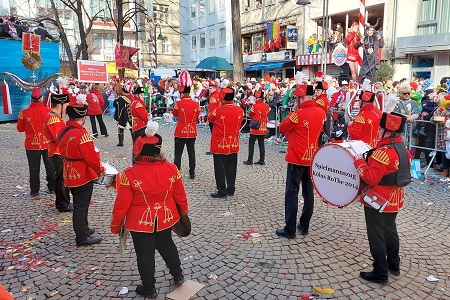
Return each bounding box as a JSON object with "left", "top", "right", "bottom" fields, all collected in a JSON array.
[
  {"left": 57, "top": 120, "right": 104, "bottom": 187},
  {"left": 110, "top": 160, "right": 188, "bottom": 234},
  {"left": 208, "top": 101, "right": 244, "bottom": 154},
  {"left": 172, "top": 95, "right": 200, "bottom": 138},
  {"left": 249, "top": 99, "right": 270, "bottom": 135},
  {"left": 347, "top": 103, "right": 382, "bottom": 148},
  {"left": 280, "top": 100, "right": 326, "bottom": 166},
  {"left": 354, "top": 137, "right": 411, "bottom": 212},
  {"left": 208, "top": 90, "right": 221, "bottom": 115},
  {"left": 16, "top": 102, "right": 51, "bottom": 150},
  {"left": 43, "top": 111, "right": 65, "bottom": 157},
  {"left": 130, "top": 98, "right": 149, "bottom": 132}
]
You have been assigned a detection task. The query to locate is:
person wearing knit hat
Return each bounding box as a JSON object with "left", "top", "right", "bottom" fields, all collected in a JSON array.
[
  {"left": 353, "top": 107, "right": 411, "bottom": 284},
  {"left": 275, "top": 81, "right": 326, "bottom": 239},
  {"left": 57, "top": 98, "right": 105, "bottom": 247},
  {"left": 208, "top": 88, "right": 244, "bottom": 198},
  {"left": 16, "top": 87, "right": 55, "bottom": 198},
  {"left": 43, "top": 94, "right": 72, "bottom": 212},
  {"left": 172, "top": 82, "right": 201, "bottom": 179},
  {"left": 111, "top": 120, "right": 188, "bottom": 298}
]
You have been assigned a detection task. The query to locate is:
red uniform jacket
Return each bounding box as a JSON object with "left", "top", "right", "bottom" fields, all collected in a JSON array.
[
  {"left": 280, "top": 100, "right": 326, "bottom": 166},
  {"left": 208, "top": 90, "right": 221, "bottom": 116},
  {"left": 330, "top": 90, "right": 354, "bottom": 109},
  {"left": 354, "top": 137, "right": 411, "bottom": 212},
  {"left": 315, "top": 94, "right": 329, "bottom": 114},
  {"left": 16, "top": 102, "right": 51, "bottom": 150},
  {"left": 130, "top": 99, "right": 149, "bottom": 132},
  {"left": 86, "top": 92, "right": 104, "bottom": 116},
  {"left": 208, "top": 101, "right": 244, "bottom": 154},
  {"left": 347, "top": 103, "right": 382, "bottom": 148},
  {"left": 249, "top": 100, "right": 270, "bottom": 135},
  {"left": 346, "top": 31, "right": 361, "bottom": 61},
  {"left": 57, "top": 121, "right": 104, "bottom": 187},
  {"left": 43, "top": 111, "right": 65, "bottom": 157},
  {"left": 110, "top": 160, "right": 188, "bottom": 234},
  {"left": 172, "top": 95, "right": 200, "bottom": 138}
]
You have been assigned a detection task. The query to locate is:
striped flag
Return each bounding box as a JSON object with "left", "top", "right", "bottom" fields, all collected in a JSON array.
[{"left": 2, "top": 80, "right": 12, "bottom": 114}]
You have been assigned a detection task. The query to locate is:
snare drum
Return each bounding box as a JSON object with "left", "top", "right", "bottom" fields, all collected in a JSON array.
[
  {"left": 95, "top": 163, "right": 118, "bottom": 186},
  {"left": 311, "top": 140, "right": 370, "bottom": 207}
]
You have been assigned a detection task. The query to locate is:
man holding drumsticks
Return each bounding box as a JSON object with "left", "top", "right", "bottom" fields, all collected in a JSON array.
[{"left": 276, "top": 84, "right": 326, "bottom": 239}]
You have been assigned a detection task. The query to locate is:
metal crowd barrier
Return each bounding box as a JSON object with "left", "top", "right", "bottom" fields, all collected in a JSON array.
[{"left": 405, "top": 119, "right": 446, "bottom": 177}]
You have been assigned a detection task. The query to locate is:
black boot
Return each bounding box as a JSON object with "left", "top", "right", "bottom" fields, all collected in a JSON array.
[{"left": 117, "top": 133, "right": 124, "bottom": 147}]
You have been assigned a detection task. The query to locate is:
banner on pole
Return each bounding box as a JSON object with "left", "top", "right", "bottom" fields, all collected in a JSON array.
[{"left": 115, "top": 43, "right": 140, "bottom": 70}]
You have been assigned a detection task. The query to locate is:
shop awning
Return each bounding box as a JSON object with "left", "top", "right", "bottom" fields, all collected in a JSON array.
[{"left": 245, "top": 60, "right": 294, "bottom": 71}]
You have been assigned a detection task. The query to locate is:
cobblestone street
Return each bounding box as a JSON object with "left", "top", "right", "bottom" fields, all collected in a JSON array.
[{"left": 1, "top": 116, "right": 449, "bottom": 300}]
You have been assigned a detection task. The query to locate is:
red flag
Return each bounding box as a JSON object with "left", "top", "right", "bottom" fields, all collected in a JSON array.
[
  {"left": 2, "top": 80, "right": 12, "bottom": 114},
  {"left": 115, "top": 43, "right": 140, "bottom": 70},
  {"left": 22, "top": 33, "right": 41, "bottom": 54}
]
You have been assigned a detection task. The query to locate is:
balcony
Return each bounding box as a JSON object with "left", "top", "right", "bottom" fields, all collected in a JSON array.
[{"left": 396, "top": 33, "right": 450, "bottom": 57}]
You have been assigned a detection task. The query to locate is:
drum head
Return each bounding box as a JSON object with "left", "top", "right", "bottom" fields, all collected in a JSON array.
[{"left": 311, "top": 143, "right": 361, "bottom": 207}]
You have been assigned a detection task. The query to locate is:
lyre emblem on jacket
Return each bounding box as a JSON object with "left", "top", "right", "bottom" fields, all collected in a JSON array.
[
  {"left": 134, "top": 180, "right": 154, "bottom": 226},
  {"left": 302, "top": 120, "right": 314, "bottom": 161},
  {"left": 162, "top": 176, "right": 175, "bottom": 224}
]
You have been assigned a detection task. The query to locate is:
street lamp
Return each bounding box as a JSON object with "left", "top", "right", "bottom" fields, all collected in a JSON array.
[
  {"left": 296, "top": 0, "right": 311, "bottom": 55},
  {"left": 149, "top": 24, "right": 164, "bottom": 68}
]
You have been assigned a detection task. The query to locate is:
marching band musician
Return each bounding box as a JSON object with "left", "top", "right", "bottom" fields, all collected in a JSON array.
[
  {"left": 276, "top": 84, "right": 326, "bottom": 239},
  {"left": 57, "top": 100, "right": 105, "bottom": 247},
  {"left": 243, "top": 89, "right": 270, "bottom": 166},
  {"left": 206, "top": 80, "right": 221, "bottom": 155},
  {"left": 208, "top": 88, "right": 244, "bottom": 198},
  {"left": 130, "top": 86, "right": 149, "bottom": 144},
  {"left": 113, "top": 85, "right": 132, "bottom": 147},
  {"left": 347, "top": 90, "right": 382, "bottom": 148},
  {"left": 172, "top": 82, "right": 201, "bottom": 179},
  {"left": 353, "top": 112, "right": 411, "bottom": 284},
  {"left": 16, "top": 87, "right": 55, "bottom": 197},
  {"left": 111, "top": 121, "right": 187, "bottom": 298},
  {"left": 43, "top": 94, "right": 72, "bottom": 212}
]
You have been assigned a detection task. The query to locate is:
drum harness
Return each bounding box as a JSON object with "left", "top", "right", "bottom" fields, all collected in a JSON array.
[
  {"left": 57, "top": 126, "right": 83, "bottom": 162},
  {"left": 363, "top": 141, "right": 411, "bottom": 187}
]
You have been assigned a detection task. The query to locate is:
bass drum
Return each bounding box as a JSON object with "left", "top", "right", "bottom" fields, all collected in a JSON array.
[{"left": 311, "top": 141, "right": 370, "bottom": 207}]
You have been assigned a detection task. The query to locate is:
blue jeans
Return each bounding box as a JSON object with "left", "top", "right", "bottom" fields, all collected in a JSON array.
[{"left": 284, "top": 163, "right": 314, "bottom": 234}]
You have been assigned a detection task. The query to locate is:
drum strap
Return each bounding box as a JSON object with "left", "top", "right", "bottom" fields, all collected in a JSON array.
[{"left": 57, "top": 126, "right": 75, "bottom": 143}]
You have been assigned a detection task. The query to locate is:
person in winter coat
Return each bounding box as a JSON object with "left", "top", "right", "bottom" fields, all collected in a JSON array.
[{"left": 86, "top": 85, "right": 108, "bottom": 138}]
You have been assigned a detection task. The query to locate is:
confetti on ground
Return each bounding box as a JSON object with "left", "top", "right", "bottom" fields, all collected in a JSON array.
[
  {"left": 244, "top": 270, "right": 250, "bottom": 274},
  {"left": 21, "top": 286, "right": 33, "bottom": 292},
  {"left": 118, "top": 287, "right": 128, "bottom": 295},
  {"left": 183, "top": 256, "right": 193, "bottom": 261},
  {"left": 312, "top": 285, "right": 334, "bottom": 294},
  {"left": 95, "top": 280, "right": 101, "bottom": 286},
  {"left": 15, "top": 185, "right": 23, "bottom": 189},
  {"left": 221, "top": 211, "right": 233, "bottom": 217},
  {"left": 427, "top": 275, "right": 439, "bottom": 282},
  {"left": 1, "top": 229, "right": 12, "bottom": 233},
  {"left": 48, "top": 291, "right": 59, "bottom": 297},
  {"left": 223, "top": 242, "right": 233, "bottom": 246},
  {"left": 208, "top": 273, "right": 218, "bottom": 280},
  {"left": 360, "top": 262, "right": 369, "bottom": 268},
  {"left": 252, "top": 238, "right": 262, "bottom": 244}
]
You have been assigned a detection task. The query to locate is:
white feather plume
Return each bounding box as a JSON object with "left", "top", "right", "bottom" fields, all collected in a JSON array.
[
  {"left": 76, "top": 93, "right": 87, "bottom": 105},
  {"left": 384, "top": 93, "right": 399, "bottom": 113},
  {"left": 145, "top": 120, "right": 159, "bottom": 137},
  {"left": 361, "top": 78, "right": 372, "bottom": 92}
]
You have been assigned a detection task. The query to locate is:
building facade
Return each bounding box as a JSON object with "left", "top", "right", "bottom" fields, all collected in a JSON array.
[{"left": 179, "top": 0, "right": 233, "bottom": 69}]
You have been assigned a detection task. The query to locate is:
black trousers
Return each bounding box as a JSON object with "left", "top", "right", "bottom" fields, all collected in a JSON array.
[
  {"left": 247, "top": 134, "right": 265, "bottom": 162},
  {"left": 131, "top": 229, "right": 182, "bottom": 289},
  {"left": 213, "top": 153, "right": 238, "bottom": 195},
  {"left": 70, "top": 181, "right": 94, "bottom": 243},
  {"left": 118, "top": 127, "right": 133, "bottom": 144},
  {"left": 364, "top": 206, "right": 400, "bottom": 280},
  {"left": 89, "top": 114, "right": 108, "bottom": 137},
  {"left": 174, "top": 137, "right": 196, "bottom": 175},
  {"left": 50, "top": 154, "right": 71, "bottom": 209},
  {"left": 284, "top": 163, "right": 314, "bottom": 234},
  {"left": 26, "top": 149, "right": 55, "bottom": 194}
]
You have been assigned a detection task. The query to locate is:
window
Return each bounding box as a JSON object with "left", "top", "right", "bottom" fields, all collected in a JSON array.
[
  {"left": 209, "top": 0, "right": 215, "bottom": 13},
  {"left": 417, "top": 0, "right": 437, "bottom": 34},
  {"left": 242, "top": 0, "right": 250, "bottom": 12},
  {"left": 252, "top": 33, "right": 263, "bottom": 52},
  {"left": 200, "top": 32, "right": 206, "bottom": 49},
  {"left": 411, "top": 55, "right": 434, "bottom": 80},
  {"left": 104, "top": 33, "right": 114, "bottom": 54},
  {"left": 243, "top": 36, "right": 251, "bottom": 53},
  {"left": 191, "top": 35, "right": 197, "bottom": 50},
  {"left": 191, "top": 2, "right": 196, "bottom": 18},
  {"left": 199, "top": 0, "right": 205, "bottom": 17},
  {"left": 219, "top": 0, "right": 225, "bottom": 10},
  {"left": 219, "top": 27, "right": 226, "bottom": 46},
  {"left": 90, "top": 0, "right": 106, "bottom": 20},
  {"left": 210, "top": 30, "right": 215, "bottom": 48},
  {"left": 162, "top": 37, "right": 170, "bottom": 54},
  {"left": 440, "top": 0, "right": 450, "bottom": 32},
  {"left": 92, "top": 33, "right": 102, "bottom": 55},
  {"left": 154, "top": 4, "right": 169, "bottom": 24}
]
